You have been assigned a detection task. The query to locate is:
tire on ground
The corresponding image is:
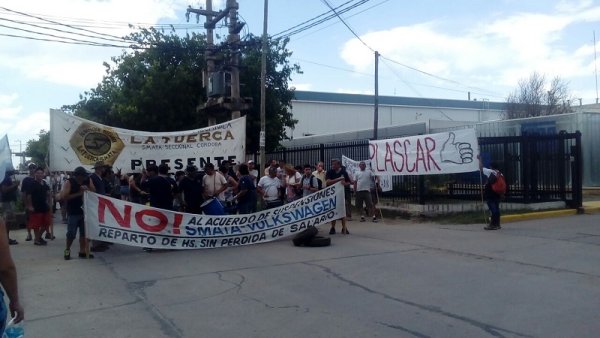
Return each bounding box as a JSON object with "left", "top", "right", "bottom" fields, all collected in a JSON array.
[
  {"left": 292, "top": 226, "right": 318, "bottom": 246},
  {"left": 306, "top": 236, "right": 331, "bottom": 247}
]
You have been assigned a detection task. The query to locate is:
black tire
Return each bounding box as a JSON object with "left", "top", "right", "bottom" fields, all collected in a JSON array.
[
  {"left": 292, "top": 226, "right": 318, "bottom": 246},
  {"left": 306, "top": 236, "right": 331, "bottom": 247}
]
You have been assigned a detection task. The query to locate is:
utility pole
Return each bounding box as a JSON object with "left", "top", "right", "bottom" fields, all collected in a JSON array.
[
  {"left": 373, "top": 51, "right": 379, "bottom": 140},
  {"left": 259, "top": 0, "right": 268, "bottom": 172},
  {"left": 186, "top": 0, "right": 250, "bottom": 125}
]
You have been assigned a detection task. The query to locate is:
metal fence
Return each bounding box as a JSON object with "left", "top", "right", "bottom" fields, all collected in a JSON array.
[{"left": 251, "top": 131, "right": 582, "bottom": 208}]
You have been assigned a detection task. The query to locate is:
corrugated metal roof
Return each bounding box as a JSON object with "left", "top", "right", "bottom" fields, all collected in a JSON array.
[{"left": 293, "top": 91, "right": 506, "bottom": 110}]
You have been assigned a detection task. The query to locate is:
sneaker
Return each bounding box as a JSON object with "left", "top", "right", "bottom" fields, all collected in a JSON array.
[
  {"left": 64, "top": 249, "right": 71, "bottom": 260},
  {"left": 8, "top": 239, "right": 18, "bottom": 245},
  {"left": 34, "top": 239, "right": 48, "bottom": 246},
  {"left": 484, "top": 225, "right": 500, "bottom": 230},
  {"left": 44, "top": 233, "right": 56, "bottom": 240},
  {"left": 360, "top": 217, "right": 366, "bottom": 222},
  {"left": 342, "top": 228, "right": 350, "bottom": 235},
  {"left": 372, "top": 218, "right": 378, "bottom": 223},
  {"left": 143, "top": 247, "right": 153, "bottom": 252},
  {"left": 329, "top": 227, "right": 336, "bottom": 235},
  {"left": 78, "top": 252, "right": 94, "bottom": 259},
  {"left": 25, "top": 234, "right": 32, "bottom": 241}
]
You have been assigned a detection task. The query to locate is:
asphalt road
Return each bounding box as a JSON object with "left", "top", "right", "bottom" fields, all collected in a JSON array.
[{"left": 9, "top": 212, "right": 600, "bottom": 338}]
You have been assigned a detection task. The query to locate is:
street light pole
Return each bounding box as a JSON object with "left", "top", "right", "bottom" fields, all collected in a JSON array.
[{"left": 259, "top": 0, "right": 268, "bottom": 172}]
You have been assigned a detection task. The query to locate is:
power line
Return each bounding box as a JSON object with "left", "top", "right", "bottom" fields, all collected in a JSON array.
[
  {"left": 0, "top": 16, "right": 131, "bottom": 44},
  {"left": 273, "top": 0, "right": 371, "bottom": 39},
  {"left": 0, "top": 32, "right": 133, "bottom": 48},
  {"left": 320, "top": 0, "right": 373, "bottom": 52},
  {"left": 0, "top": 6, "right": 137, "bottom": 43}
]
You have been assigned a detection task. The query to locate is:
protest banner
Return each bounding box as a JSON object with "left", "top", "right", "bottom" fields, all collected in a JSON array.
[
  {"left": 49, "top": 109, "right": 246, "bottom": 172},
  {"left": 341, "top": 155, "right": 392, "bottom": 192},
  {"left": 368, "top": 129, "right": 479, "bottom": 176},
  {"left": 0, "top": 134, "right": 14, "bottom": 182},
  {"left": 84, "top": 182, "right": 346, "bottom": 250}
]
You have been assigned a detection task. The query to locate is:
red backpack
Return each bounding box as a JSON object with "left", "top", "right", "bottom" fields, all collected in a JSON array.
[{"left": 491, "top": 170, "right": 507, "bottom": 196}]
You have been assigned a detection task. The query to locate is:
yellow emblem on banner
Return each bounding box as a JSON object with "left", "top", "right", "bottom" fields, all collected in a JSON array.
[{"left": 69, "top": 122, "right": 124, "bottom": 165}]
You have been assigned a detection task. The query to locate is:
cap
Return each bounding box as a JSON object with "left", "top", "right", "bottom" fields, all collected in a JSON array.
[
  {"left": 73, "top": 166, "right": 88, "bottom": 176},
  {"left": 27, "top": 162, "right": 37, "bottom": 169},
  {"left": 247, "top": 160, "right": 254, "bottom": 164}
]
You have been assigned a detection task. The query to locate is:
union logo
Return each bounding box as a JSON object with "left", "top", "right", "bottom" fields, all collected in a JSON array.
[{"left": 69, "top": 123, "right": 125, "bottom": 165}]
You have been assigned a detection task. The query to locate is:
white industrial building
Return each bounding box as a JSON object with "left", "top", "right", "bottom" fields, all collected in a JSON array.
[{"left": 286, "top": 91, "right": 505, "bottom": 140}]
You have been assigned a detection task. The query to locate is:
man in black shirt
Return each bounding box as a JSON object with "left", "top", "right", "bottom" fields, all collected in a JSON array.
[
  {"left": 25, "top": 167, "right": 52, "bottom": 246},
  {"left": 325, "top": 158, "right": 352, "bottom": 235},
  {"left": 140, "top": 164, "right": 178, "bottom": 211},
  {"left": 60, "top": 166, "right": 96, "bottom": 260},
  {"left": 178, "top": 165, "right": 204, "bottom": 214}
]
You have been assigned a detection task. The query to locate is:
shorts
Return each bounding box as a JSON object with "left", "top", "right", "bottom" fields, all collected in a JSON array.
[
  {"left": 67, "top": 214, "right": 86, "bottom": 240},
  {"left": 27, "top": 212, "right": 51, "bottom": 230},
  {"left": 120, "top": 186, "right": 130, "bottom": 196},
  {"left": 0, "top": 289, "right": 6, "bottom": 334},
  {"left": 355, "top": 190, "right": 373, "bottom": 210}
]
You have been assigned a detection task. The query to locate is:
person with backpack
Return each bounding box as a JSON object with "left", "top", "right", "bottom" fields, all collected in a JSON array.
[
  {"left": 301, "top": 164, "right": 321, "bottom": 197},
  {"left": 480, "top": 160, "right": 505, "bottom": 230}
]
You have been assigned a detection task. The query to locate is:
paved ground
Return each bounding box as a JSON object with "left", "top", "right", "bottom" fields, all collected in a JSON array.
[{"left": 8, "top": 211, "right": 600, "bottom": 338}]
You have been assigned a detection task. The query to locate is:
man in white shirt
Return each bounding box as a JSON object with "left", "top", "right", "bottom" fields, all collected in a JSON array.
[
  {"left": 353, "top": 161, "right": 377, "bottom": 222},
  {"left": 202, "top": 163, "right": 227, "bottom": 201},
  {"left": 257, "top": 167, "right": 282, "bottom": 209},
  {"left": 248, "top": 160, "right": 259, "bottom": 185}
]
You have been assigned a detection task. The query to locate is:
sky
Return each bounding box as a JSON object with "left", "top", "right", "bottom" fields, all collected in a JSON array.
[{"left": 1, "top": 0, "right": 600, "bottom": 165}]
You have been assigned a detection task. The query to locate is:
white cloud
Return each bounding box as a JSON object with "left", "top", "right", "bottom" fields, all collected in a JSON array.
[
  {"left": 339, "top": 3, "right": 600, "bottom": 97},
  {"left": 0, "top": 93, "right": 21, "bottom": 120}
]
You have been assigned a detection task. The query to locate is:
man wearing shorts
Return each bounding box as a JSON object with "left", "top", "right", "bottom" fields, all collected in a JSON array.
[
  {"left": 25, "top": 167, "right": 52, "bottom": 246},
  {"left": 59, "top": 166, "right": 96, "bottom": 260}
]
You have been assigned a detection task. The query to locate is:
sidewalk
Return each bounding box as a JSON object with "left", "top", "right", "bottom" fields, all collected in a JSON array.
[{"left": 502, "top": 200, "right": 600, "bottom": 223}]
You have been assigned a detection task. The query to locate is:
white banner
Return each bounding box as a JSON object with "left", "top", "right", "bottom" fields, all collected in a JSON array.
[
  {"left": 84, "top": 183, "right": 346, "bottom": 250},
  {"left": 49, "top": 109, "right": 246, "bottom": 172},
  {"left": 369, "top": 129, "right": 479, "bottom": 176},
  {"left": 341, "top": 155, "right": 392, "bottom": 192},
  {"left": 0, "top": 134, "right": 14, "bottom": 182}
]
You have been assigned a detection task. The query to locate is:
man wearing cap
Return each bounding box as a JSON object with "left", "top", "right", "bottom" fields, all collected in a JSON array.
[
  {"left": 90, "top": 161, "right": 107, "bottom": 196},
  {"left": 178, "top": 165, "right": 204, "bottom": 214},
  {"left": 19, "top": 163, "right": 37, "bottom": 241},
  {"left": 1, "top": 170, "right": 20, "bottom": 245},
  {"left": 60, "top": 166, "right": 96, "bottom": 260}
]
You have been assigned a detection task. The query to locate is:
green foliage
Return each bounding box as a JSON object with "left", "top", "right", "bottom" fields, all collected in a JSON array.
[
  {"left": 25, "top": 130, "right": 49, "bottom": 168},
  {"left": 62, "top": 28, "right": 300, "bottom": 152}
]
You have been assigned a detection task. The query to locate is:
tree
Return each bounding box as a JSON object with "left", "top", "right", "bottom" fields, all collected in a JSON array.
[
  {"left": 25, "top": 130, "right": 49, "bottom": 168},
  {"left": 505, "top": 72, "right": 573, "bottom": 119},
  {"left": 62, "top": 28, "right": 300, "bottom": 152}
]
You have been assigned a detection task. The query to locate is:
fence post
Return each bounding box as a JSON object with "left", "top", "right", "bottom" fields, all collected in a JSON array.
[
  {"left": 319, "top": 143, "right": 325, "bottom": 163},
  {"left": 572, "top": 131, "right": 583, "bottom": 209}
]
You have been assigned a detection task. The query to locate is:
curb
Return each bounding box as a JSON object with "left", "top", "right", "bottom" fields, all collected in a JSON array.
[{"left": 502, "top": 205, "right": 600, "bottom": 223}]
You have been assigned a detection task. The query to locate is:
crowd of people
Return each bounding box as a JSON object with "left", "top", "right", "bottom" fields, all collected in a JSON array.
[{"left": 1, "top": 158, "right": 384, "bottom": 251}]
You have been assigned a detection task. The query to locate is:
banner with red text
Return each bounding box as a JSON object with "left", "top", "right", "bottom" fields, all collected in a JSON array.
[
  {"left": 49, "top": 109, "right": 245, "bottom": 173},
  {"left": 368, "top": 129, "right": 479, "bottom": 176},
  {"left": 84, "top": 183, "right": 345, "bottom": 250}
]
